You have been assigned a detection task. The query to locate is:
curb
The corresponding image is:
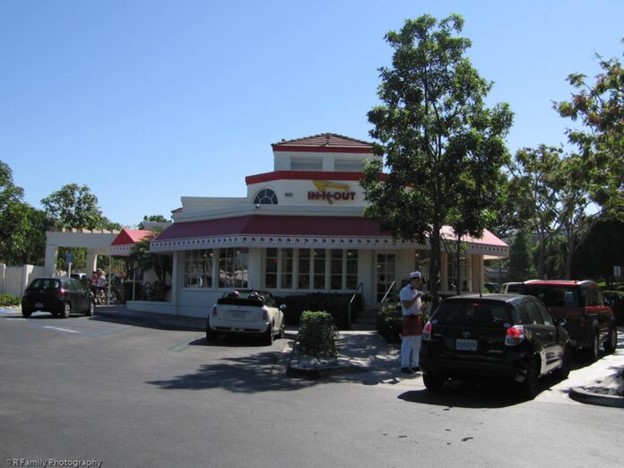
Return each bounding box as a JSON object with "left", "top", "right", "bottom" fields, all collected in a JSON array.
[{"left": 568, "top": 386, "right": 624, "bottom": 408}]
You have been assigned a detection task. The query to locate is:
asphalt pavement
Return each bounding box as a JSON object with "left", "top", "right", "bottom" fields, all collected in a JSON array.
[{"left": 3, "top": 304, "right": 623, "bottom": 407}]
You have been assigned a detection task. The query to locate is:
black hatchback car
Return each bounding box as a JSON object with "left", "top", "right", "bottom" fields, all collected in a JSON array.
[
  {"left": 21, "top": 277, "right": 95, "bottom": 318},
  {"left": 419, "top": 294, "right": 570, "bottom": 399}
]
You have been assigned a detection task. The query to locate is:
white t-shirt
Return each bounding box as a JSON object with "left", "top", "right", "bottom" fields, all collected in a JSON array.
[{"left": 399, "top": 284, "right": 422, "bottom": 316}]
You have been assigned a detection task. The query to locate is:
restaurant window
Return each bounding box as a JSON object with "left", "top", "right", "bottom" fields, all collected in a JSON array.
[
  {"left": 346, "top": 249, "right": 358, "bottom": 289},
  {"left": 330, "top": 249, "right": 343, "bottom": 290},
  {"left": 253, "top": 188, "right": 278, "bottom": 205},
  {"left": 313, "top": 249, "right": 326, "bottom": 289},
  {"left": 297, "top": 249, "right": 311, "bottom": 289},
  {"left": 218, "top": 248, "right": 248, "bottom": 289},
  {"left": 183, "top": 249, "right": 214, "bottom": 288},
  {"left": 280, "top": 248, "right": 293, "bottom": 289},
  {"left": 265, "top": 248, "right": 278, "bottom": 288},
  {"left": 264, "top": 248, "right": 293, "bottom": 289}
]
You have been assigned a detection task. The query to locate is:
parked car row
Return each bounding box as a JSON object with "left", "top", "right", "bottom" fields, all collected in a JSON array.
[{"left": 420, "top": 279, "right": 618, "bottom": 399}]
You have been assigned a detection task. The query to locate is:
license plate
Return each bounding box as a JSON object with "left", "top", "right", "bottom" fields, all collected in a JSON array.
[
  {"left": 35, "top": 302, "right": 43, "bottom": 309},
  {"left": 456, "top": 339, "right": 477, "bottom": 351},
  {"left": 229, "top": 310, "right": 247, "bottom": 320}
]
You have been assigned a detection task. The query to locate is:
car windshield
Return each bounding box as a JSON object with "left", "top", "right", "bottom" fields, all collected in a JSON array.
[
  {"left": 524, "top": 285, "right": 580, "bottom": 307},
  {"left": 432, "top": 301, "right": 510, "bottom": 327}
]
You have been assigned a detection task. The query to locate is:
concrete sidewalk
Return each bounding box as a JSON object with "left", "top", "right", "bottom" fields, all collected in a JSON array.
[{"left": 287, "top": 327, "right": 624, "bottom": 408}]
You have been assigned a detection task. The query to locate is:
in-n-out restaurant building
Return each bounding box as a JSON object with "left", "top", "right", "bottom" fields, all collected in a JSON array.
[{"left": 136, "top": 133, "right": 509, "bottom": 318}]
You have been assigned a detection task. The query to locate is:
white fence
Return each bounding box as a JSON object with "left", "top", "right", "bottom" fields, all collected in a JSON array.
[{"left": 0, "top": 264, "right": 47, "bottom": 298}]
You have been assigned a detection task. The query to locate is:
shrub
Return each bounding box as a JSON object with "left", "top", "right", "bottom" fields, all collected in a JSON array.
[
  {"left": 0, "top": 293, "right": 20, "bottom": 307},
  {"left": 604, "top": 290, "right": 624, "bottom": 326},
  {"left": 376, "top": 303, "right": 402, "bottom": 343},
  {"left": 298, "top": 311, "right": 338, "bottom": 358},
  {"left": 275, "top": 292, "right": 363, "bottom": 329},
  {"left": 376, "top": 301, "right": 433, "bottom": 344}
]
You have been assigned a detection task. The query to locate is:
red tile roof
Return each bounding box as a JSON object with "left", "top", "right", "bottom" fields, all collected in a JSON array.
[
  {"left": 111, "top": 229, "right": 154, "bottom": 246},
  {"left": 272, "top": 133, "right": 373, "bottom": 153}
]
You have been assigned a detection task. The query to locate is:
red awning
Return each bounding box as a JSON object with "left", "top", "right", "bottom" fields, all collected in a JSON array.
[
  {"left": 150, "top": 215, "right": 508, "bottom": 257},
  {"left": 110, "top": 229, "right": 154, "bottom": 256}
]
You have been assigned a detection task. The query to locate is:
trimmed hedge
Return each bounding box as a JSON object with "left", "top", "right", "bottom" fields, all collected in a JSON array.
[
  {"left": 298, "top": 310, "right": 338, "bottom": 358},
  {"left": 275, "top": 292, "right": 363, "bottom": 329},
  {"left": 376, "top": 301, "right": 433, "bottom": 344},
  {"left": 376, "top": 303, "right": 402, "bottom": 343},
  {"left": 604, "top": 290, "right": 624, "bottom": 326},
  {"left": 0, "top": 293, "right": 20, "bottom": 307}
]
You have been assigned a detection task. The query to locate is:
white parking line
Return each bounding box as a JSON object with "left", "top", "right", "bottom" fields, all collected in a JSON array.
[{"left": 42, "top": 326, "right": 82, "bottom": 334}]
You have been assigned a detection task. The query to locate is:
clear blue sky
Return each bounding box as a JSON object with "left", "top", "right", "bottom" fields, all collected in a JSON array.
[{"left": 1, "top": 0, "right": 623, "bottom": 228}]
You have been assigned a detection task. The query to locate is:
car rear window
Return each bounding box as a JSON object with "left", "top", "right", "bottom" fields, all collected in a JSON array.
[
  {"left": 432, "top": 301, "right": 510, "bottom": 327},
  {"left": 524, "top": 285, "right": 580, "bottom": 307},
  {"left": 29, "top": 279, "right": 60, "bottom": 290}
]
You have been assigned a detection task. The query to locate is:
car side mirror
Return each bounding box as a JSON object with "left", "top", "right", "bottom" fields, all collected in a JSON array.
[
  {"left": 279, "top": 304, "right": 287, "bottom": 311},
  {"left": 557, "top": 318, "right": 567, "bottom": 328}
]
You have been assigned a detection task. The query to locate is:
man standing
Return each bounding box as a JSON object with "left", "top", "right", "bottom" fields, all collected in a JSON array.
[{"left": 399, "top": 271, "right": 424, "bottom": 373}]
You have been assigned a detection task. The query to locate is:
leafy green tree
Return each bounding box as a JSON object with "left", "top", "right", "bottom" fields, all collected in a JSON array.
[
  {"left": 0, "top": 161, "right": 24, "bottom": 208},
  {"left": 41, "top": 183, "right": 106, "bottom": 229},
  {"left": 555, "top": 45, "right": 624, "bottom": 217},
  {"left": 361, "top": 14, "right": 513, "bottom": 301},
  {"left": 572, "top": 218, "right": 624, "bottom": 279},
  {"left": 127, "top": 233, "right": 172, "bottom": 301},
  {"left": 507, "top": 145, "right": 562, "bottom": 278},
  {"left": 552, "top": 154, "right": 593, "bottom": 278},
  {"left": 508, "top": 229, "right": 534, "bottom": 281},
  {"left": 0, "top": 161, "right": 48, "bottom": 265},
  {"left": 139, "top": 214, "right": 169, "bottom": 230}
]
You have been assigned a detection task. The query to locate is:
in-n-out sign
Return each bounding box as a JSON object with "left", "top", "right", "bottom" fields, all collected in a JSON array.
[{"left": 308, "top": 180, "right": 356, "bottom": 204}]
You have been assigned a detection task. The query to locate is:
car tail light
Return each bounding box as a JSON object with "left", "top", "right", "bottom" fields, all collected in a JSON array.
[
  {"left": 211, "top": 305, "right": 218, "bottom": 317},
  {"left": 505, "top": 325, "right": 525, "bottom": 346},
  {"left": 262, "top": 308, "right": 269, "bottom": 321},
  {"left": 57, "top": 289, "right": 67, "bottom": 299},
  {"left": 422, "top": 321, "right": 433, "bottom": 341}
]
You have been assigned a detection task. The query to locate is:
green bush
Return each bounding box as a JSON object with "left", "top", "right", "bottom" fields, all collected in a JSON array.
[
  {"left": 0, "top": 293, "right": 20, "bottom": 307},
  {"left": 376, "top": 301, "right": 433, "bottom": 343},
  {"left": 298, "top": 311, "right": 338, "bottom": 358},
  {"left": 276, "top": 292, "right": 363, "bottom": 329},
  {"left": 604, "top": 290, "right": 624, "bottom": 326},
  {"left": 376, "top": 303, "right": 402, "bottom": 343}
]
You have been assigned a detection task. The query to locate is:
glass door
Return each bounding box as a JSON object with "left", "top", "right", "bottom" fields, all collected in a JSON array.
[{"left": 375, "top": 253, "right": 397, "bottom": 305}]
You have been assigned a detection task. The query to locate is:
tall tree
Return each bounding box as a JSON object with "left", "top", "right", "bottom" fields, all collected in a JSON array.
[
  {"left": 555, "top": 44, "right": 624, "bottom": 217},
  {"left": 508, "top": 229, "right": 533, "bottom": 281},
  {"left": 507, "top": 145, "right": 562, "bottom": 278},
  {"left": 361, "top": 14, "right": 513, "bottom": 302},
  {"left": 0, "top": 161, "right": 48, "bottom": 265},
  {"left": 552, "top": 154, "right": 592, "bottom": 278},
  {"left": 41, "top": 183, "right": 105, "bottom": 229}
]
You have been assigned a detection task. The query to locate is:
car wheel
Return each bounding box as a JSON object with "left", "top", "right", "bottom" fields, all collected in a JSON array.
[
  {"left": 262, "top": 325, "right": 274, "bottom": 346},
  {"left": 556, "top": 346, "right": 571, "bottom": 380},
  {"left": 604, "top": 326, "right": 617, "bottom": 354},
  {"left": 422, "top": 373, "right": 445, "bottom": 392},
  {"left": 87, "top": 301, "right": 95, "bottom": 317},
  {"left": 205, "top": 324, "right": 218, "bottom": 344},
  {"left": 22, "top": 309, "right": 32, "bottom": 318},
  {"left": 521, "top": 357, "right": 540, "bottom": 400},
  {"left": 586, "top": 328, "right": 600, "bottom": 362},
  {"left": 62, "top": 302, "right": 72, "bottom": 319}
]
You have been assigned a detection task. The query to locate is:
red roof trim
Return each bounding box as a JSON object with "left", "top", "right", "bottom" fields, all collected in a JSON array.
[{"left": 245, "top": 171, "right": 364, "bottom": 185}]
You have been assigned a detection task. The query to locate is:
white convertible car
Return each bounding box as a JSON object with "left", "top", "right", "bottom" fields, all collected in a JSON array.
[{"left": 206, "top": 290, "right": 287, "bottom": 345}]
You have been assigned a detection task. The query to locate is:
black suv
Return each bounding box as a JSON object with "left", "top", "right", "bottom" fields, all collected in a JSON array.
[
  {"left": 420, "top": 294, "right": 570, "bottom": 399},
  {"left": 21, "top": 277, "right": 95, "bottom": 318}
]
